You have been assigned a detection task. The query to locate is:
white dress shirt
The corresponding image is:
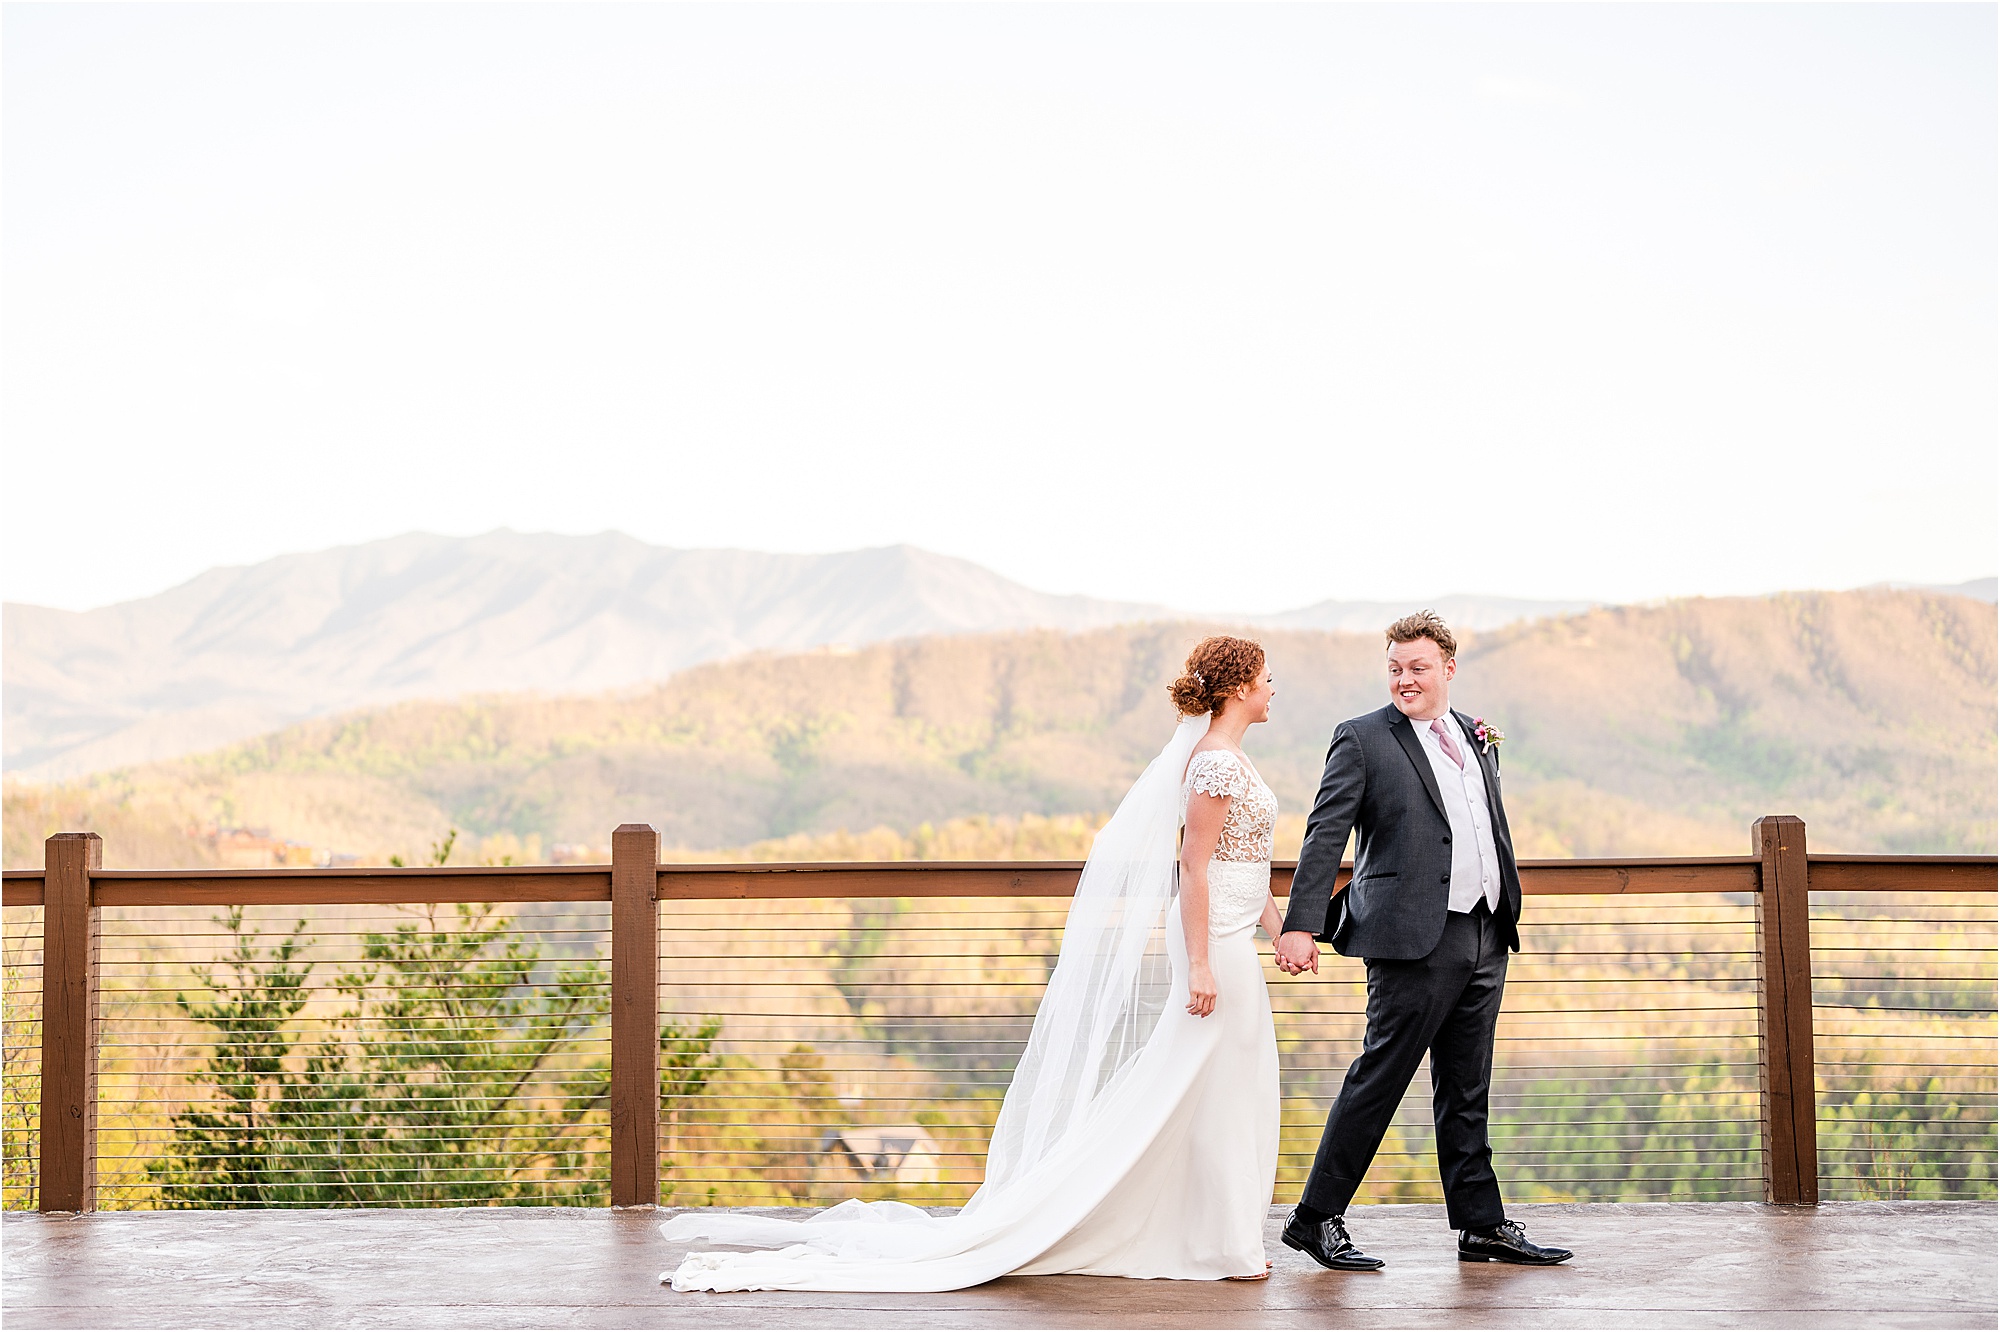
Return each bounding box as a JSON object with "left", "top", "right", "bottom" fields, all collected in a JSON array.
[{"left": 1410, "top": 711, "right": 1503, "bottom": 914}]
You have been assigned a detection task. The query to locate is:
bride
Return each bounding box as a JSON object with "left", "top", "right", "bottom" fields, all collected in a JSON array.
[{"left": 662, "top": 635, "right": 1290, "bottom": 1291}]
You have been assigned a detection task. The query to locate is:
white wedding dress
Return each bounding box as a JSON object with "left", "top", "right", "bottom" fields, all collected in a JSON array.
[{"left": 661, "top": 719, "right": 1281, "bottom": 1291}]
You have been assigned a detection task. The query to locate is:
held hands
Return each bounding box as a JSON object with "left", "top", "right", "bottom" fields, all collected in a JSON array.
[
  {"left": 1274, "top": 931, "right": 1321, "bottom": 976},
  {"left": 1186, "top": 960, "right": 1218, "bottom": 1017}
]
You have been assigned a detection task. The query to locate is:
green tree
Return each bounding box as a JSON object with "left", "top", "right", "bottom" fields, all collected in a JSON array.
[
  {"left": 148, "top": 902, "right": 613, "bottom": 1207},
  {"left": 311, "top": 902, "right": 612, "bottom": 1203},
  {"left": 660, "top": 1016, "right": 722, "bottom": 1205},
  {"left": 2, "top": 945, "right": 46, "bottom": 1209},
  {"left": 143, "top": 909, "right": 320, "bottom": 1205},
  {"left": 769, "top": 1043, "right": 839, "bottom": 1204}
]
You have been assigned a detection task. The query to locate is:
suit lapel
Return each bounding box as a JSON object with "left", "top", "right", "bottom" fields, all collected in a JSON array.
[
  {"left": 1454, "top": 709, "right": 1505, "bottom": 828},
  {"left": 1390, "top": 709, "right": 1450, "bottom": 820}
]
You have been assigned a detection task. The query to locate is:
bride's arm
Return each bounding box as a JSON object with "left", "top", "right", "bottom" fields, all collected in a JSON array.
[
  {"left": 1259, "top": 894, "right": 1285, "bottom": 947},
  {"left": 1179, "top": 790, "right": 1228, "bottom": 1018}
]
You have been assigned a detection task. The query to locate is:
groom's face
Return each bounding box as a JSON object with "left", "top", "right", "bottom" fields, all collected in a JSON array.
[{"left": 1386, "top": 638, "right": 1455, "bottom": 720}]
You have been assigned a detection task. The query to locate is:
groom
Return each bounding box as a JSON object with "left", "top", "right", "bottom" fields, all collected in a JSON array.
[{"left": 1272, "top": 611, "right": 1573, "bottom": 1269}]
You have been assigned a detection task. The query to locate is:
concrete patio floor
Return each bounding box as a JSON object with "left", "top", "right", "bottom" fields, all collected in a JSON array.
[{"left": 5, "top": 1200, "right": 1994, "bottom": 1329}]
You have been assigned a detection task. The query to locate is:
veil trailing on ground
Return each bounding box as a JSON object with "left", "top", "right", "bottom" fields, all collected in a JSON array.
[
  {"left": 970, "top": 712, "right": 1207, "bottom": 1202},
  {"left": 660, "top": 715, "right": 1210, "bottom": 1286}
]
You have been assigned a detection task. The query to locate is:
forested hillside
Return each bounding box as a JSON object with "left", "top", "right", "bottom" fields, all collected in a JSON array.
[
  {"left": 5, "top": 528, "right": 1605, "bottom": 780},
  {"left": 5, "top": 588, "right": 1992, "bottom": 866},
  {"left": 2, "top": 532, "right": 1171, "bottom": 779}
]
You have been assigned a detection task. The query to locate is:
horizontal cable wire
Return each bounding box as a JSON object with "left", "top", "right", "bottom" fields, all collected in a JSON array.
[
  {"left": 654, "top": 893, "right": 1773, "bottom": 1208},
  {"left": 3, "top": 886, "right": 1989, "bottom": 1210},
  {"left": 1808, "top": 891, "right": 1996, "bottom": 1203},
  {"left": 74, "top": 903, "right": 613, "bottom": 1209},
  {"left": 2, "top": 907, "right": 43, "bottom": 1211}
]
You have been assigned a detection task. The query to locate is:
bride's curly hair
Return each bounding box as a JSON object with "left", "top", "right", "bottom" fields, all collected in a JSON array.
[{"left": 1169, "top": 636, "right": 1267, "bottom": 716}]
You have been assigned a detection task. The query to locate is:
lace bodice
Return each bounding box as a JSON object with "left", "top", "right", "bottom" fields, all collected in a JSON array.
[{"left": 1182, "top": 749, "right": 1278, "bottom": 864}]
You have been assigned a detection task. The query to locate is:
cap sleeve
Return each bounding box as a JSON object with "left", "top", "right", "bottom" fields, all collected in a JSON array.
[{"left": 1186, "top": 750, "right": 1250, "bottom": 800}]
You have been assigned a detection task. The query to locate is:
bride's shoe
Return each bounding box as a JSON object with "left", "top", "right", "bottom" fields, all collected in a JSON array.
[{"left": 1225, "top": 1262, "right": 1274, "bottom": 1282}]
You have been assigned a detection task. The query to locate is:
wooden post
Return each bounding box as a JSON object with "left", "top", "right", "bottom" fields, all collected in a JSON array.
[
  {"left": 1753, "top": 815, "right": 1818, "bottom": 1205},
  {"left": 609, "top": 823, "right": 661, "bottom": 1207},
  {"left": 40, "top": 832, "right": 101, "bottom": 1212}
]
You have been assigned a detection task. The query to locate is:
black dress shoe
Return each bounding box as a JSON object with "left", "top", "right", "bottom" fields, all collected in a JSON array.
[
  {"left": 1281, "top": 1209, "right": 1385, "bottom": 1271},
  {"left": 1458, "top": 1219, "right": 1573, "bottom": 1265}
]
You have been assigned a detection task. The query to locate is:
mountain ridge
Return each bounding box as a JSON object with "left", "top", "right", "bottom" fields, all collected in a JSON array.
[
  {"left": 4, "top": 529, "right": 1593, "bottom": 779},
  {"left": 7, "top": 586, "right": 1990, "bottom": 868}
]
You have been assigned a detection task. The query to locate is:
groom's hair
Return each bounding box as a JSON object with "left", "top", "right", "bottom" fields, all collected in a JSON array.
[{"left": 1385, "top": 610, "right": 1457, "bottom": 660}]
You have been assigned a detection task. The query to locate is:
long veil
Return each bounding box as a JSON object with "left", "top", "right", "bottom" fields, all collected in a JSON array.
[
  {"left": 971, "top": 711, "right": 1207, "bottom": 1201},
  {"left": 661, "top": 714, "right": 1209, "bottom": 1284}
]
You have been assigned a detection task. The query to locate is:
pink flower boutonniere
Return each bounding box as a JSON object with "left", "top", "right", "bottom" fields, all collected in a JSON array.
[{"left": 1472, "top": 717, "right": 1505, "bottom": 754}]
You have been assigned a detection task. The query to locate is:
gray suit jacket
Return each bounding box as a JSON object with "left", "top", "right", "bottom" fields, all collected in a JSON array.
[{"left": 1281, "top": 703, "right": 1523, "bottom": 960}]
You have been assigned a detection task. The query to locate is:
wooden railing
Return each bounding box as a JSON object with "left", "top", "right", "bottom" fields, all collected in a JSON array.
[{"left": 4, "top": 816, "right": 1993, "bottom": 1213}]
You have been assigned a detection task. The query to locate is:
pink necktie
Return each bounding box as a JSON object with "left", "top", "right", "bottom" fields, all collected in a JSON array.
[{"left": 1430, "top": 719, "right": 1465, "bottom": 769}]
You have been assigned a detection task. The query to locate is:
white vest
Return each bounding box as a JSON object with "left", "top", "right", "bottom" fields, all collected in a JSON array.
[{"left": 1411, "top": 713, "right": 1502, "bottom": 914}]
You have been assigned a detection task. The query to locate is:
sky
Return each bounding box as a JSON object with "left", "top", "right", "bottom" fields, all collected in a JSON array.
[{"left": 3, "top": 4, "right": 1994, "bottom": 615}]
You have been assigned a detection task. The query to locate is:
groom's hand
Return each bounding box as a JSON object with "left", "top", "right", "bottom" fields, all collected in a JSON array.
[{"left": 1275, "top": 931, "right": 1320, "bottom": 975}]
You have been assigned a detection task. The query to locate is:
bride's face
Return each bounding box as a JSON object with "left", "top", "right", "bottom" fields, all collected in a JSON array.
[{"left": 1233, "top": 667, "right": 1275, "bottom": 724}]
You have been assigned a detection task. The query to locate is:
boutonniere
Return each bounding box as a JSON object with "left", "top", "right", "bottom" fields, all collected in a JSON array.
[{"left": 1472, "top": 717, "right": 1505, "bottom": 754}]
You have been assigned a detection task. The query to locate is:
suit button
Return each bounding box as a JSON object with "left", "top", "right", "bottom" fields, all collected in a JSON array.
[
  {"left": 1443, "top": 834, "right": 1452, "bottom": 844},
  {"left": 1440, "top": 873, "right": 1451, "bottom": 883}
]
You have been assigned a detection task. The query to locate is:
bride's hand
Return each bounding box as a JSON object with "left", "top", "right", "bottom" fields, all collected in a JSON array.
[{"left": 1187, "top": 961, "right": 1218, "bottom": 1018}]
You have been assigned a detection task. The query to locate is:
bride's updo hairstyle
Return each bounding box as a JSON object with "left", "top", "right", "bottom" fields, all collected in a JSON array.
[{"left": 1169, "top": 636, "right": 1266, "bottom": 716}]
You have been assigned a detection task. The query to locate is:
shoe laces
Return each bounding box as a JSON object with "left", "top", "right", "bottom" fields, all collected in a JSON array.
[{"left": 1312, "top": 1216, "right": 1352, "bottom": 1243}]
